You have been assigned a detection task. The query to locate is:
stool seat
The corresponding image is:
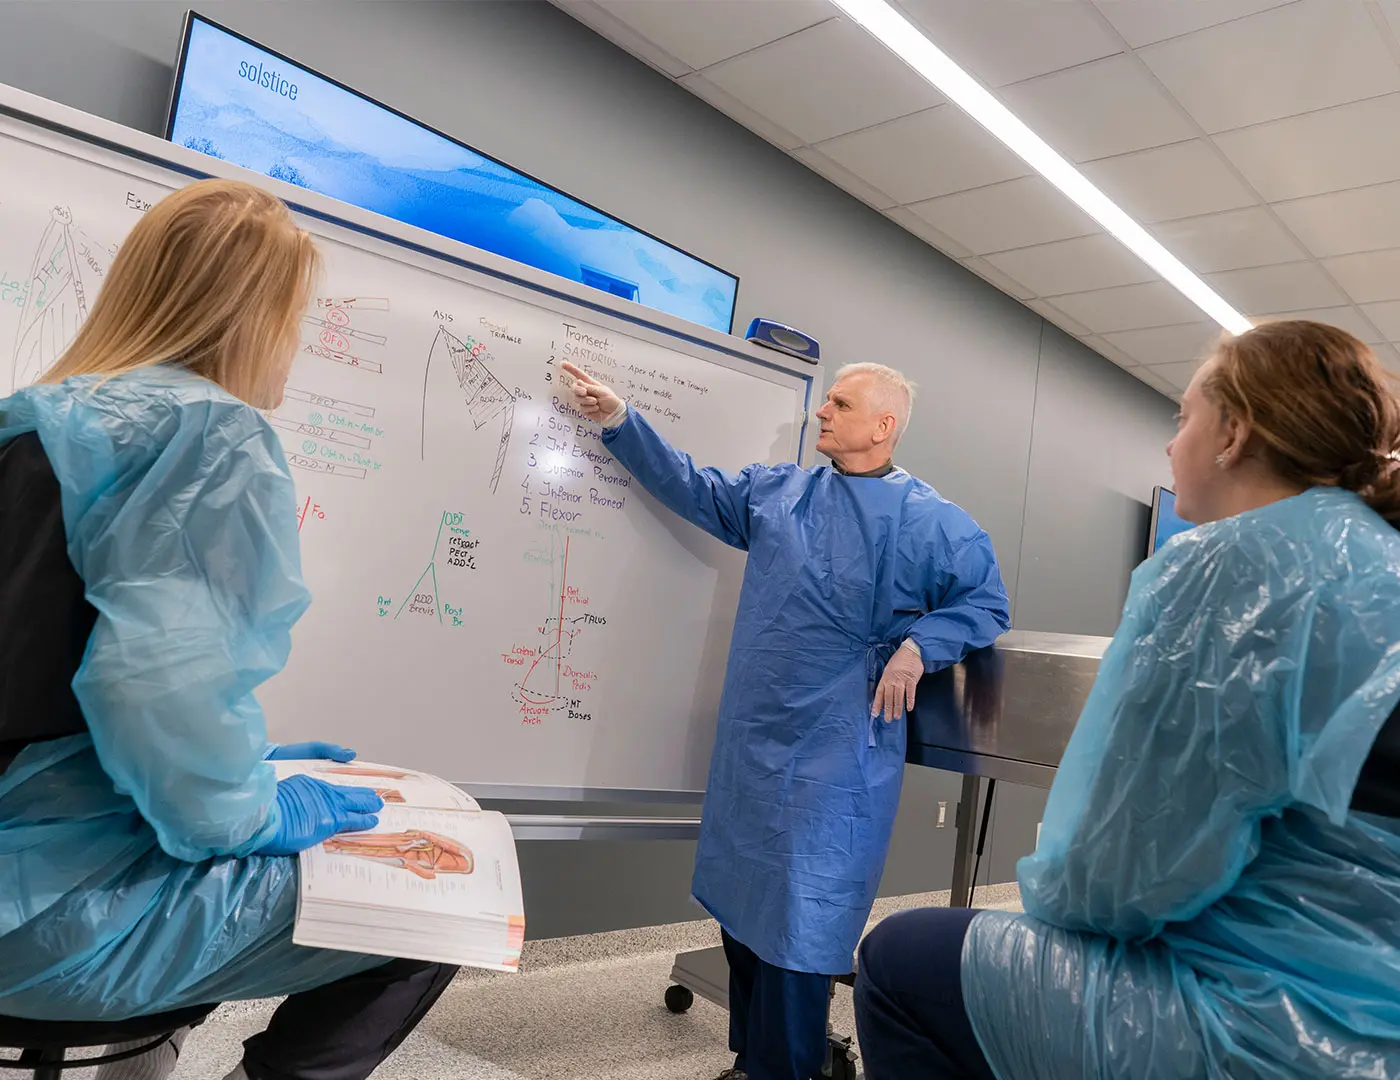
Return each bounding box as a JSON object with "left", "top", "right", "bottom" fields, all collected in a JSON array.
[{"left": 0, "top": 1004, "right": 218, "bottom": 1077}]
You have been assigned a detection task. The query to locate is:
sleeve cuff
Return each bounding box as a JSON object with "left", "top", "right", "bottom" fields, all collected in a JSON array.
[
  {"left": 900, "top": 638, "right": 921, "bottom": 659},
  {"left": 601, "top": 403, "right": 628, "bottom": 430}
]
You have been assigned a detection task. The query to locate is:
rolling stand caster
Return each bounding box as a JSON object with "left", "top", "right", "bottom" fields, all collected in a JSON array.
[
  {"left": 664, "top": 983, "right": 695, "bottom": 1013},
  {"left": 824, "top": 1032, "right": 858, "bottom": 1079}
]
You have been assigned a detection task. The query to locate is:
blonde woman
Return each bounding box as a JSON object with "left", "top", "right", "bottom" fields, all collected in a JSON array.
[{"left": 0, "top": 180, "right": 457, "bottom": 1080}]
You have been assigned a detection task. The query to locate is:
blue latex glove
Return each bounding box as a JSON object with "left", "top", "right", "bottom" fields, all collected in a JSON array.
[
  {"left": 264, "top": 742, "right": 357, "bottom": 762},
  {"left": 256, "top": 775, "right": 383, "bottom": 856}
]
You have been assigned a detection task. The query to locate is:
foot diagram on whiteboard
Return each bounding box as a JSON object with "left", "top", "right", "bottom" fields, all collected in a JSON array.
[
  {"left": 10, "top": 207, "right": 116, "bottom": 391},
  {"left": 390, "top": 510, "right": 479, "bottom": 626},
  {"left": 508, "top": 532, "right": 603, "bottom": 725},
  {"left": 273, "top": 386, "right": 381, "bottom": 481},
  {"left": 322, "top": 830, "right": 474, "bottom": 879},
  {"left": 421, "top": 327, "right": 515, "bottom": 494}
]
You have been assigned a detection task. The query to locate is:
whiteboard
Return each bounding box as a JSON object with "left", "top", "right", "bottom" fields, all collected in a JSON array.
[{"left": 0, "top": 85, "right": 817, "bottom": 799}]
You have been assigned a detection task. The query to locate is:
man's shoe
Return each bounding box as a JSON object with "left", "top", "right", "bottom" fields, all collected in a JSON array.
[{"left": 713, "top": 1070, "right": 747, "bottom": 1080}]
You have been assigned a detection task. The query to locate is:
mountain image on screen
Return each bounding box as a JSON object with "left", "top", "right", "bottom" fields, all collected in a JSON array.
[{"left": 168, "top": 17, "right": 737, "bottom": 333}]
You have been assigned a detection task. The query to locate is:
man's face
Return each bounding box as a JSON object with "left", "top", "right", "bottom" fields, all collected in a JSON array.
[{"left": 814, "top": 373, "right": 892, "bottom": 459}]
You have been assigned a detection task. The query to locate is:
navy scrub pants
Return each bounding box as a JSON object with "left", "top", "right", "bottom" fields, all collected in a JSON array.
[
  {"left": 722, "top": 930, "right": 832, "bottom": 1080},
  {"left": 853, "top": 907, "right": 996, "bottom": 1080}
]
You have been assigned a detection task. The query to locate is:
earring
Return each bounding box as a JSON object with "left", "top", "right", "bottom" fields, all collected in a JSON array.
[{"left": 1215, "top": 453, "right": 1229, "bottom": 467}]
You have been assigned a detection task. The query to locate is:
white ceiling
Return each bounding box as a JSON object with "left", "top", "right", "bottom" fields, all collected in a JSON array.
[{"left": 554, "top": 0, "right": 1400, "bottom": 398}]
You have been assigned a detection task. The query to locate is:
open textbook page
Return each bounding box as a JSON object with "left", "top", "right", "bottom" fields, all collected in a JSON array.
[
  {"left": 272, "top": 759, "right": 481, "bottom": 812},
  {"left": 278, "top": 762, "right": 522, "bottom": 970}
]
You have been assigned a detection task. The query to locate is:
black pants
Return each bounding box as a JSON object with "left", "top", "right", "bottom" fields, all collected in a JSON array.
[
  {"left": 241, "top": 958, "right": 458, "bottom": 1080},
  {"left": 853, "top": 907, "right": 995, "bottom": 1080},
  {"left": 722, "top": 930, "right": 831, "bottom": 1080}
]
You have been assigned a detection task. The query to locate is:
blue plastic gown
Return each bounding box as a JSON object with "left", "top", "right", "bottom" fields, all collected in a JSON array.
[
  {"left": 0, "top": 369, "right": 384, "bottom": 1021},
  {"left": 603, "top": 410, "right": 1009, "bottom": 974},
  {"left": 962, "top": 487, "right": 1400, "bottom": 1080}
]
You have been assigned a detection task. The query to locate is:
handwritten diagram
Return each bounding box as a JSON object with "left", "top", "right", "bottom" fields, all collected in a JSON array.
[
  {"left": 275, "top": 386, "right": 382, "bottom": 480},
  {"left": 393, "top": 510, "right": 479, "bottom": 624},
  {"left": 10, "top": 206, "right": 115, "bottom": 391},
  {"left": 302, "top": 296, "right": 390, "bottom": 375},
  {"left": 508, "top": 533, "right": 602, "bottom": 725},
  {"left": 422, "top": 326, "right": 515, "bottom": 493}
]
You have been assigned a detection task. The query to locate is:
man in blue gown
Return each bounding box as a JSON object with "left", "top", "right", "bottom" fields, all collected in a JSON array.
[{"left": 562, "top": 360, "right": 1010, "bottom": 1080}]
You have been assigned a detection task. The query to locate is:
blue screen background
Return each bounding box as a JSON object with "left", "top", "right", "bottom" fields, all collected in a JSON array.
[
  {"left": 168, "top": 18, "right": 738, "bottom": 333},
  {"left": 1151, "top": 489, "right": 1193, "bottom": 554}
]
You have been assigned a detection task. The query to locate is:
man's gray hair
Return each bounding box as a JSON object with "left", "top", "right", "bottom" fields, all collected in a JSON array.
[{"left": 835, "top": 362, "right": 917, "bottom": 445}]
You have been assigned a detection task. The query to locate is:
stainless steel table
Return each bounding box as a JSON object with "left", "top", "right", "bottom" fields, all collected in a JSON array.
[
  {"left": 908, "top": 630, "right": 1109, "bottom": 907},
  {"left": 666, "top": 629, "right": 1111, "bottom": 1042}
]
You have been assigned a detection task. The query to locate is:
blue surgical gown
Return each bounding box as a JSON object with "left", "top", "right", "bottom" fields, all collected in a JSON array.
[
  {"left": 0, "top": 369, "right": 384, "bottom": 1021},
  {"left": 962, "top": 486, "right": 1400, "bottom": 1080},
  {"left": 603, "top": 410, "right": 1010, "bottom": 974}
]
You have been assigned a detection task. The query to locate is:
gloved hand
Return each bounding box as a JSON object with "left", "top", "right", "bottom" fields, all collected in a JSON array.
[
  {"left": 872, "top": 640, "right": 925, "bottom": 723},
  {"left": 257, "top": 774, "right": 383, "bottom": 856},
  {"left": 560, "top": 362, "right": 627, "bottom": 427},
  {"left": 264, "top": 741, "right": 357, "bottom": 762}
]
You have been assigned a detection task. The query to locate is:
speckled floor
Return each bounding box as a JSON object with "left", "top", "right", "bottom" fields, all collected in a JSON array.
[{"left": 72, "top": 884, "right": 1023, "bottom": 1080}]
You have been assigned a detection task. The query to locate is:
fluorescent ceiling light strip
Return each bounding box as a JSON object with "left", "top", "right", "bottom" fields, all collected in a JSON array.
[{"left": 830, "top": 0, "right": 1253, "bottom": 335}]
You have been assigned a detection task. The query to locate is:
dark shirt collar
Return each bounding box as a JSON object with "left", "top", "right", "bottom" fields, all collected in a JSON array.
[{"left": 833, "top": 459, "right": 896, "bottom": 478}]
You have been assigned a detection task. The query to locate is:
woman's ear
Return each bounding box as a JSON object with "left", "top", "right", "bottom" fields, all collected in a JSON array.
[{"left": 1219, "top": 410, "right": 1253, "bottom": 468}]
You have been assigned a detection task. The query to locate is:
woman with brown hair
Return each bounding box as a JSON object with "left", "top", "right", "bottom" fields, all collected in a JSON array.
[
  {"left": 0, "top": 179, "right": 456, "bottom": 1080},
  {"left": 855, "top": 320, "right": 1400, "bottom": 1080}
]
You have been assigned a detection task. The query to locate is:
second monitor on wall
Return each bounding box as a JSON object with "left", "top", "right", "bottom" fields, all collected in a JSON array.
[{"left": 1147, "top": 486, "right": 1192, "bottom": 559}]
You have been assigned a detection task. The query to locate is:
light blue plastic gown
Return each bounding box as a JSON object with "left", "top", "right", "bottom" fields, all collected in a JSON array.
[
  {"left": 962, "top": 487, "right": 1400, "bottom": 1080},
  {"left": 603, "top": 410, "right": 1009, "bottom": 975},
  {"left": 0, "top": 369, "right": 385, "bottom": 1021}
]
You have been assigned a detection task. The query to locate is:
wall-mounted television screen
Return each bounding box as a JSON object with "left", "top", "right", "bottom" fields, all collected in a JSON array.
[
  {"left": 165, "top": 12, "right": 739, "bottom": 333},
  {"left": 1147, "top": 486, "right": 1193, "bottom": 558}
]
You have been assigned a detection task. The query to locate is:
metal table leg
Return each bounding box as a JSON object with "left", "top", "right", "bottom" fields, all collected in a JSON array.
[{"left": 948, "top": 773, "right": 985, "bottom": 908}]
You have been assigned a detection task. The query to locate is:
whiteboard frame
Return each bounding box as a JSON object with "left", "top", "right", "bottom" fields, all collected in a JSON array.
[{"left": 0, "top": 81, "right": 825, "bottom": 806}]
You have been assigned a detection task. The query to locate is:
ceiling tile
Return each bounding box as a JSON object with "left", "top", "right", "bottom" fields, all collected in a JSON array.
[
  {"left": 1150, "top": 207, "right": 1307, "bottom": 273},
  {"left": 1080, "top": 335, "right": 1142, "bottom": 369},
  {"left": 554, "top": 0, "right": 693, "bottom": 77},
  {"left": 1092, "top": 0, "right": 1293, "bottom": 48},
  {"left": 906, "top": 177, "right": 1100, "bottom": 254},
  {"left": 1024, "top": 299, "right": 1093, "bottom": 338},
  {"left": 790, "top": 146, "right": 899, "bottom": 209},
  {"left": 1102, "top": 322, "right": 1222, "bottom": 366},
  {"left": 1081, "top": 140, "right": 1256, "bottom": 223},
  {"left": 676, "top": 72, "right": 804, "bottom": 149},
  {"left": 1272, "top": 181, "right": 1400, "bottom": 258},
  {"left": 882, "top": 206, "right": 975, "bottom": 259},
  {"left": 1214, "top": 93, "right": 1400, "bottom": 202},
  {"left": 960, "top": 257, "right": 1035, "bottom": 300},
  {"left": 1255, "top": 305, "right": 1386, "bottom": 343},
  {"left": 1047, "top": 281, "right": 1206, "bottom": 334},
  {"left": 596, "top": 0, "right": 834, "bottom": 71},
  {"left": 1322, "top": 249, "right": 1400, "bottom": 305},
  {"left": 1207, "top": 262, "right": 1347, "bottom": 314},
  {"left": 814, "top": 105, "right": 1028, "bottom": 204},
  {"left": 899, "top": 0, "right": 1121, "bottom": 87},
  {"left": 1362, "top": 301, "right": 1400, "bottom": 341},
  {"left": 1132, "top": 366, "right": 1184, "bottom": 399},
  {"left": 998, "top": 54, "right": 1196, "bottom": 162},
  {"left": 1148, "top": 359, "right": 1204, "bottom": 392},
  {"left": 1138, "top": 0, "right": 1400, "bottom": 134},
  {"left": 986, "top": 233, "right": 1155, "bottom": 296},
  {"left": 701, "top": 18, "right": 944, "bottom": 143}
]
